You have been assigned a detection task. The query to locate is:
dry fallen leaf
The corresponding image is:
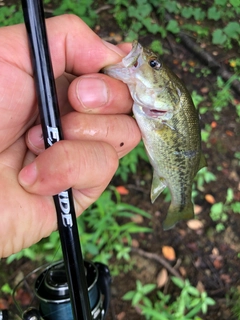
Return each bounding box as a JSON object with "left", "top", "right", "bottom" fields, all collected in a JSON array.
[
  {"left": 131, "top": 238, "right": 139, "bottom": 248},
  {"left": 116, "top": 186, "right": 129, "bottom": 195},
  {"left": 205, "top": 194, "right": 216, "bottom": 204},
  {"left": 210, "top": 121, "right": 217, "bottom": 128},
  {"left": 213, "top": 257, "right": 223, "bottom": 270},
  {"left": 212, "top": 247, "right": 219, "bottom": 256},
  {"left": 194, "top": 205, "right": 202, "bottom": 215},
  {"left": 131, "top": 214, "right": 144, "bottom": 224},
  {"left": 179, "top": 266, "right": 187, "bottom": 277},
  {"left": 220, "top": 274, "right": 231, "bottom": 284},
  {"left": 162, "top": 246, "right": 176, "bottom": 261},
  {"left": 196, "top": 281, "right": 205, "bottom": 293},
  {"left": 187, "top": 219, "right": 204, "bottom": 230},
  {"left": 157, "top": 268, "right": 168, "bottom": 288},
  {"left": 226, "top": 130, "right": 234, "bottom": 137},
  {"left": 117, "top": 312, "right": 125, "bottom": 320},
  {"left": 200, "top": 87, "right": 209, "bottom": 94},
  {"left": 0, "top": 298, "right": 8, "bottom": 310},
  {"left": 15, "top": 288, "right": 32, "bottom": 306}
]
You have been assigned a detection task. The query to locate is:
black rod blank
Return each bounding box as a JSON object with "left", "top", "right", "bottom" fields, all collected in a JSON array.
[{"left": 21, "top": 1, "right": 92, "bottom": 319}]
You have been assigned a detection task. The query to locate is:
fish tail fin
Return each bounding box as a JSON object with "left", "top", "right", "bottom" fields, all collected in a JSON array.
[{"left": 163, "top": 202, "right": 194, "bottom": 230}]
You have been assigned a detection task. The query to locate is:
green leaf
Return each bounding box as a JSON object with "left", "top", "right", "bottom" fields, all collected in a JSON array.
[
  {"left": 166, "top": 19, "right": 180, "bottom": 34},
  {"left": 207, "top": 6, "right": 222, "bottom": 20},
  {"left": 143, "top": 17, "right": 160, "bottom": 34},
  {"left": 226, "top": 188, "right": 234, "bottom": 203},
  {"left": 181, "top": 7, "right": 193, "bottom": 18},
  {"left": 132, "top": 292, "right": 142, "bottom": 305},
  {"left": 216, "top": 222, "right": 225, "bottom": 232},
  {"left": 211, "top": 202, "right": 224, "bottom": 216},
  {"left": 230, "top": 0, "right": 240, "bottom": 7},
  {"left": 142, "top": 283, "right": 156, "bottom": 294},
  {"left": 171, "top": 276, "right": 185, "bottom": 288},
  {"left": 140, "top": 4, "right": 152, "bottom": 18},
  {"left": 164, "top": 1, "right": 181, "bottom": 14},
  {"left": 224, "top": 22, "right": 240, "bottom": 39},
  {"left": 201, "top": 302, "right": 208, "bottom": 314},
  {"left": 122, "top": 290, "right": 135, "bottom": 300},
  {"left": 151, "top": 40, "right": 164, "bottom": 55},
  {"left": 214, "top": 0, "right": 227, "bottom": 4},
  {"left": 189, "top": 297, "right": 201, "bottom": 307},
  {"left": 187, "top": 286, "right": 200, "bottom": 297},
  {"left": 192, "top": 7, "right": 206, "bottom": 20},
  {"left": 1, "top": 283, "right": 12, "bottom": 294},
  {"left": 141, "top": 307, "right": 169, "bottom": 320},
  {"left": 212, "top": 29, "right": 227, "bottom": 45},
  {"left": 206, "top": 297, "right": 216, "bottom": 305},
  {"left": 231, "top": 202, "right": 240, "bottom": 213}
]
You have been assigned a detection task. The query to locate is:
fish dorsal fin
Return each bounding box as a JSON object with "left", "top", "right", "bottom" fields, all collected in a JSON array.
[{"left": 151, "top": 171, "right": 166, "bottom": 203}]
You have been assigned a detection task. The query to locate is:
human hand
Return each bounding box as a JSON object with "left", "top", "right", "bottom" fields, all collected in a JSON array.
[{"left": 0, "top": 15, "right": 140, "bottom": 257}]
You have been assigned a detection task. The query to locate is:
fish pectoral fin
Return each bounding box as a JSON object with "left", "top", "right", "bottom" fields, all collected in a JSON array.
[
  {"left": 198, "top": 153, "right": 207, "bottom": 171},
  {"left": 151, "top": 173, "right": 166, "bottom": 203},
  {"left": 163, "top": 202, "right": 194, "bottom": 230}
]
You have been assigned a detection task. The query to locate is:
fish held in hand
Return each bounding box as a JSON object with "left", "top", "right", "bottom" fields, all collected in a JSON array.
[{"left": 103, "top": 41, "right": 206, "bottom": 230}]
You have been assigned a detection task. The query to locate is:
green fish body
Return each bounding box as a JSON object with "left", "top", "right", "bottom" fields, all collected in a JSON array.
[{"left": 103, "top": 41, "right": 206, "bottom": 230}]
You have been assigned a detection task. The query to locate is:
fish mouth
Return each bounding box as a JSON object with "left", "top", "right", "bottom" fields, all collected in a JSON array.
[
  {"left": 143, "top": 107, "right": 168, "bottom": 118},
  {"left": 150, "top": 109, "right": 167, "bottom": 115}
]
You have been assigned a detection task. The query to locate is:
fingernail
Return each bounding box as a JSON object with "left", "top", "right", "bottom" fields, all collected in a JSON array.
[
  {"left": 27, "top": 126, "right": 44, "bottom": 151},
  {"left": 19, "top": 162, "right": 38, "bottom": 187},
  {"left": 76, "top": 77, "right": 109, "bottom": 109},
  {"left": 101, "top": 40, "right": 125, "bottom": 57}
]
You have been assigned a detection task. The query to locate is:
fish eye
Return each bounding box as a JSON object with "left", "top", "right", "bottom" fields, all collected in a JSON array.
[{"left": 149, "top": 59, "right": 161, "bottom": 70}]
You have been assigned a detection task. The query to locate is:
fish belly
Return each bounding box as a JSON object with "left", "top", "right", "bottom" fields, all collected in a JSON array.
[{"left": 133, "top": 104, "right": 198, "bottom": 230}]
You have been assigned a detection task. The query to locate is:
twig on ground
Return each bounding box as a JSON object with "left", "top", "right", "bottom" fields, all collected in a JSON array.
[{"left": 131, "top": 247, "right": 183, "bottom": 280}]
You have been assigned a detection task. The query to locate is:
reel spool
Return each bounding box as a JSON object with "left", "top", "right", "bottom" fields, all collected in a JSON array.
[{"left": 12, "top": 260, "right": 111, "bottom": 320}]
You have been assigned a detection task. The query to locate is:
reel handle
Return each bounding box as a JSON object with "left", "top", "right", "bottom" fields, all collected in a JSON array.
[{"left": 22, "top": 308, "right": 42, "bottom": 320}]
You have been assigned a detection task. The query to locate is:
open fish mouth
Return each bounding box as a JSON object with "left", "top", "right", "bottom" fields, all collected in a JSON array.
[
  {"left": 143, "top": 107, "right": 168, "bottom": 118},
  {"left": 150, "top": 109, "right": 167, "bottom": 115}
]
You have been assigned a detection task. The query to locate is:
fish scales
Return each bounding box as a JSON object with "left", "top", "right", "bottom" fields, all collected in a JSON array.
[{"left": 103, "top": 41, "right": 206, "bottom": 230}]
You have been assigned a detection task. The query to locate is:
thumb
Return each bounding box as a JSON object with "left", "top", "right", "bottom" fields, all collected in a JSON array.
[{"left": 18, "top": 140, "right": 118, "bottom": 213}]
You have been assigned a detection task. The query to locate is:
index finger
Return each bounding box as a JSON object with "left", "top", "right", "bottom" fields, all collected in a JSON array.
[{"left": 1, "top": 14, "right": 126, "bottom": 77}]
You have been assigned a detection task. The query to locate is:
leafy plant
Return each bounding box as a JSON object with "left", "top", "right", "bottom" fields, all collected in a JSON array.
[
  {"left": 195, "top": 167, "right": 217, "bottom": 192},
  {"left": 6, "top": 188, "right": 151, "bottom": 268},
  {"left": 78, "top": 187, "right": 152, "bottom": 265},
  {"left": 1, "top": 283, "right": 12, "bottom": 295},
  {"left": 0, "top": 5, "right": 23, "bottom": 26},
  {"left": 210, "top": 188, "right": 240, "bottom": 232},
  {"left": 227, "top": 287, "right": 240, "bottom": 320},
  {"left": 116, "top": 141, "right": 148, "bottom": 182},
  {"left": 53, "top": 0, "right": 98, "bottom": 27},
  {"left": 123, "top": 277, "right": 215, "bottom": 319},
  {"left": 212, "top": 22, "right": 240, "bottom": 48},
  {"left": 6, "top": 231, "right": 63, "bottom": 264},
  {"left": 123, "top": 280, "right": 156, "bottom": 306}
]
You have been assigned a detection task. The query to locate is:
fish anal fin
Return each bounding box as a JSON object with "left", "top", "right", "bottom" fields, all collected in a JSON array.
[
  {"left": 163, "top": 202, "right": 194, "bottom": 230},
  {"left": 151, "top": 172, "right": 166, "bottom": 203}
]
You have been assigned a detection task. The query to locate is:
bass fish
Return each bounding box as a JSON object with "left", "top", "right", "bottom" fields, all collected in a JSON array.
[{"left": 103, "top": 41, "right": 206, "bottom": 230}]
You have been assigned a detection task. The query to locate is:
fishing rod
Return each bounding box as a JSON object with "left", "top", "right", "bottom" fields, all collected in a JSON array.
[{"left": 13, "top": 1, "right": 111, "bottom": 319}]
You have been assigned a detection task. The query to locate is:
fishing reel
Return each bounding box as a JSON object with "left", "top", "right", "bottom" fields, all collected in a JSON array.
[{"left": 2, "top": 260, "right": 111, "bottom": 320}]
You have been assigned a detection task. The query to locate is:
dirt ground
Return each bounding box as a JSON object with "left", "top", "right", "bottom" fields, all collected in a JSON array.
[{"left": 0, "top": 1, "right": 240, "bottom": 320}]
